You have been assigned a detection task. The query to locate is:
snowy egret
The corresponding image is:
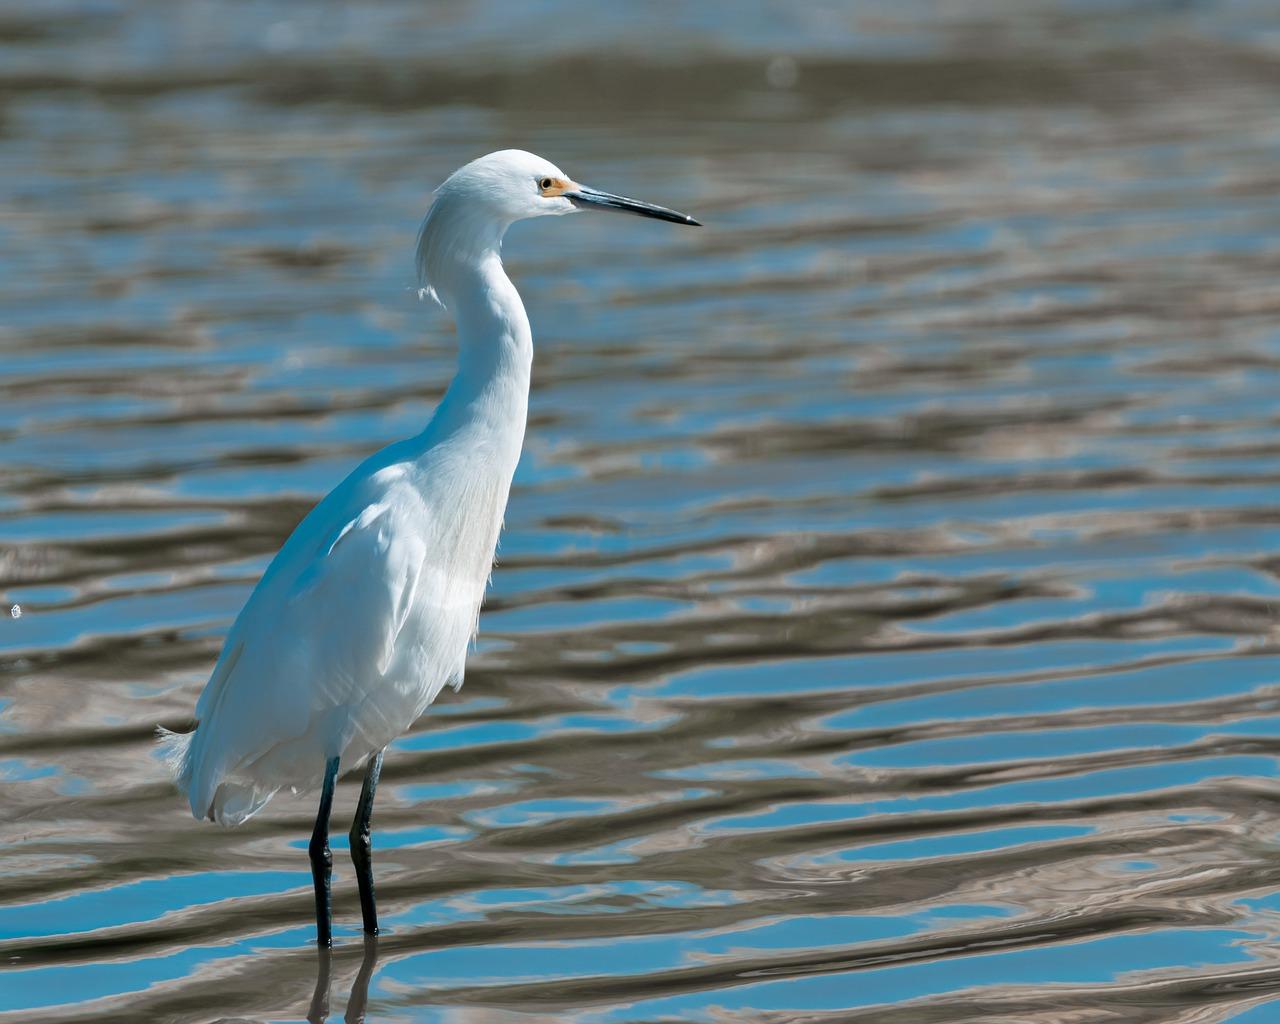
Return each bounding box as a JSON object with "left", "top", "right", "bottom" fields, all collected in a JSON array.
[{"left": 159, "top": 150, "right": 699, "bottom": 946}]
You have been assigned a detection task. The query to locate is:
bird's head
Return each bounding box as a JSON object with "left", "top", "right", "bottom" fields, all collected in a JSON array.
[{"left": 416, "top": 149, "right": 698, "bottom": 305}]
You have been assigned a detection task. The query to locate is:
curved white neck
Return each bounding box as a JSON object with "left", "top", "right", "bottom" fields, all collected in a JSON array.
[
  {"left": 451, "top": 251, "right": 532, "bottom": 394},
  {"left": 419, "top": 250, "right": 532, "bottom": 463}
]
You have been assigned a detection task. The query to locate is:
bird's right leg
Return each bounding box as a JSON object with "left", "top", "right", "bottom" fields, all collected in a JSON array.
[
  {"left": 309, "top": 755, "right": 341, "bottom": 947},
  {"left": 349, "top": 749, "right": 384, "bottom": 935}
]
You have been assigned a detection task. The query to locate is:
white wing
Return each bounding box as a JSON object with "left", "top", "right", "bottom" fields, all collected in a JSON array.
[
  {"left": 185, "top": 483, "right": 433, "bottom": 820},
  {"left": 292, "top": 500, "right": 426, "bottom": 676}
]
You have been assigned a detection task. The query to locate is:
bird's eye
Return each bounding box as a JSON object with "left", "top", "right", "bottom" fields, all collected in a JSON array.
[{"left": 539, "top": 177, "right": 553, "bottom": 191}]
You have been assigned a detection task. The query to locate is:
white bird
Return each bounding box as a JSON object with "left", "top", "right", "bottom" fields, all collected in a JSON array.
[{"left": 158, "top": 149, "right": 699, "bottom": 946}]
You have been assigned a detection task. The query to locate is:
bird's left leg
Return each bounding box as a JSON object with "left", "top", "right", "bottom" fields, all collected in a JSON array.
[
  {"left": 309, "top": 755, "right": 341, "bottom": 947},
  {"left": 349, "top": 749, "right": 384, "bottom": 935}
]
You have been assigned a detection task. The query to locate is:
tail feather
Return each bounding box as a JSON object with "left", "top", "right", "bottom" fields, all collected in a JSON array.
[
  {"left": 208, "top": 780, "right": 277, "bottom": 826},
  {"left": 157, "top": 723, "right": 277, "bottom": 826}
]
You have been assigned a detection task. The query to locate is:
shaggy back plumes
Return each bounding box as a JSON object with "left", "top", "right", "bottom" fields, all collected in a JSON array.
[
  {"left": 155, "top": 721, "right": 194, "bottom": 814},
  {"left": 156, "top": 725, "right": 194, "bottom": 795}
]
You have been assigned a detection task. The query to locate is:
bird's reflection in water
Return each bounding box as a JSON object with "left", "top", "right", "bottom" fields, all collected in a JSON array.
[{"left": 308, "top": 936, "right": 380, "bottom": 1024}]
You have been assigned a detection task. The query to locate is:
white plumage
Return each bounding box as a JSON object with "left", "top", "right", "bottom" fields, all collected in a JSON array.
[{"left": 158, "top": 149, "right": 698, "bottom": 943}]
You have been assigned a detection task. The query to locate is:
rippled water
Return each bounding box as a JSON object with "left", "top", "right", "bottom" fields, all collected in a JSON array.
[{"left": 7, "top": 1, "right": 1280, "bottom": 1021}]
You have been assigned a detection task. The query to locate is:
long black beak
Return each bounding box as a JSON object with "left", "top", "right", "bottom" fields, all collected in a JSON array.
[{"left": 566, "top": 185, "right": 700, "bottom": 226}]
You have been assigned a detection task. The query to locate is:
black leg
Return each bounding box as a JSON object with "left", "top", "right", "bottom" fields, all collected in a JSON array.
[
  {"left": 349, "top": 749, "right": 384, "bottom": 935},
  {"left": 309, "top": 755, "right": 341, "bottom": 948}
]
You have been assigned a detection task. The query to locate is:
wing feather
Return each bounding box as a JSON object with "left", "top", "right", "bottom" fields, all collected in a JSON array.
[{"left": 186, "top": 490, "right": 430, "bottom": 819}]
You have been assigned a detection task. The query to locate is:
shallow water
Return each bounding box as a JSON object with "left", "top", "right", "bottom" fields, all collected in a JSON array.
[{"left": 6, "top": 1, "right": 1280, "bottom": 1021}]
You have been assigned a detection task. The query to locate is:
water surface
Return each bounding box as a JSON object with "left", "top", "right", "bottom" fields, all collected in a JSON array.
[{"left": 6, "top": 1, "right": 1280, "bottom": 1021}]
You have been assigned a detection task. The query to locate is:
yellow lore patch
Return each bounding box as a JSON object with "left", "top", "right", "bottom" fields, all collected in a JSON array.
[{"left": 538, "top": 176, "right": 577, "bottom": 197}]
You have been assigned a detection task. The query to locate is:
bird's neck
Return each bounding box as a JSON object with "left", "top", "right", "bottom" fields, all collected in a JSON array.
[
  {"left": 451, "top": 250, "right": 532, "bottom": 391},
  {"left": 420, "top": 250, "right": 532, "bottom": 461}
]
